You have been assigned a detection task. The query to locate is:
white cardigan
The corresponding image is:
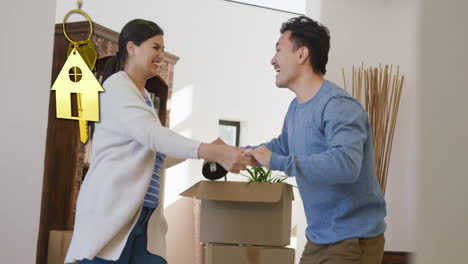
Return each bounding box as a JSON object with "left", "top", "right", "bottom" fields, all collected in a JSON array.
[{"left": 65, "top": 71, "right": 201, "bottom": 263}]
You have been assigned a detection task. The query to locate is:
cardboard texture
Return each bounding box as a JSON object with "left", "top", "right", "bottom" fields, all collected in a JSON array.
[
  {"left": 204, "top": 243, "right": 295, "bottom": 264},
  {"left": 47, "top": 230, "right": 73, "bottom": 264},
  {"left": 180, "top": 181, "right": 294, "bottom": 246}
]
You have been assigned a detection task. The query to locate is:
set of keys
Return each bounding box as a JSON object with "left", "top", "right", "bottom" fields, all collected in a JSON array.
[{"left": 51, "top": 5, "right": 103, "bottom": 144}]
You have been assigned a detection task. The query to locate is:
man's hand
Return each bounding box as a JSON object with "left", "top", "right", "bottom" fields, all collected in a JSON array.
[
  {"left": 211, "top": 137, "right": 226, "bottom": 145},
  {"left": 240, "top": 148, "right": 259, "bottom": 168},
  {"left": 211, "top": 138, "right": 258, "bottom": 171},
  {"left": 216, "top": 145, "right": 258, "bottom": 173},
  {"left": 247, "top": 146, "right": 273, "bottom": 169},
  {"left": 198, "top": 141, "right": 257, "bottom": 173}
]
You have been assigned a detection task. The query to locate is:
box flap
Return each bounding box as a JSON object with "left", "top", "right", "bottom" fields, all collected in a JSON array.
[{"left": 180, "top": 181, "right": 293, "bottom": 203}]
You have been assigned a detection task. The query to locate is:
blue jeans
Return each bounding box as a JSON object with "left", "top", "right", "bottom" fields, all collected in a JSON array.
[{"left": 82, "top": 206, "right": 167, "bottom": 264}]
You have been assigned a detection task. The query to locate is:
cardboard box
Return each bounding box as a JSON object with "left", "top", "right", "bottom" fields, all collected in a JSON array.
[
  {"left": 180, "top": 181, "right": 294, "bottom": 246},
  {"left": 205, "top": 243, "right": 295, "bottom": 264},
  {"left": 47, "top": 230, "right": 73, "bottom": 264}
]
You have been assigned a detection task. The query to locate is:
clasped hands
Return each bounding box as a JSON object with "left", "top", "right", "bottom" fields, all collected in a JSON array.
[{"left": 208, "top": 138, "right": 272, "bottom": 174}]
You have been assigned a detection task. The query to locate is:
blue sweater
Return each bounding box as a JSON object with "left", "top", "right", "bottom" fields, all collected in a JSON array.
[{"left": 266, "top": 80, "right": 386, "bottom": 244}]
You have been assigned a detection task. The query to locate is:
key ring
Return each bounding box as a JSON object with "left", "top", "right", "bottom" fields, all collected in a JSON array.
[{"left": 62, "top": 8, "right": 93, "bottom": 46}]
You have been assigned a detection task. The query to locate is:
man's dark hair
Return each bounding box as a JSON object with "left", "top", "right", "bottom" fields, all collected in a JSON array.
[{"left": 280, "top": 16, "right": 330, "bottom": 75}]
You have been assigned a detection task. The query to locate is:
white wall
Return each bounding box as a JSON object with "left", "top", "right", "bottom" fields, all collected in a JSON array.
[
  {"left": 0, "top": 0, "right": 55, "bottom": 263},
  {"left": 307, "top": 0, "right": 421, "bottom": 252},
  {"left": 414, "top": 0, "right": 468, "bottom": 263},
  {"left": 6, "top": 1, "right": 466, "bottom": 263}
]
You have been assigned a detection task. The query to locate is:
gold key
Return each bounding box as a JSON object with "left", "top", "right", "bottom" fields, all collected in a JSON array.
[
  {"left": 64, "top": 9, "right": 99, "bottom": 144},
  {"left": 69, "top": 40, "right": 98, "bottom": 143},
  {"left": 67, "top": 39, "right": 98, "bottom": 71},
  {"left": 51, "top": 7, "right": 104, "bottom": 144},
  {"left": 77, "top": 98, "right": 89, "bottom": 144}
]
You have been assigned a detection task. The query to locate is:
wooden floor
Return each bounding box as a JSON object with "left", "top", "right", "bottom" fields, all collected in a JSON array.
[{"left": 382, "top": 251, "right": 412, "bottom": 264}]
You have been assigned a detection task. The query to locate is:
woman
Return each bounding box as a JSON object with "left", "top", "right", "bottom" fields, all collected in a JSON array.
[{"left": 65, "top": 19, "right": 251, "bottom": 264}]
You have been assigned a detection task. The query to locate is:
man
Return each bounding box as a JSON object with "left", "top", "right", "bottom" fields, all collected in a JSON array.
[{"left": 247, "top": 16, "right": 386, "bottom": 264}]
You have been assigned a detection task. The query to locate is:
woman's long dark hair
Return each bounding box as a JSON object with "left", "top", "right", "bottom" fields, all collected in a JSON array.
[{"left": 101, "top": 19, "right": 164, "bottom": 83}]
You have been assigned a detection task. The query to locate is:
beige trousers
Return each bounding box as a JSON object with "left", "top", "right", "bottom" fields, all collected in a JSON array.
[{"left": 299, "top": 234, "right": 385, "bottom": 264}]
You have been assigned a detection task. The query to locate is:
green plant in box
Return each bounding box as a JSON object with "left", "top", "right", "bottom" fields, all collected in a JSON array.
[{"left": 241, "top": 167, "right": 288, "bottom": 183}]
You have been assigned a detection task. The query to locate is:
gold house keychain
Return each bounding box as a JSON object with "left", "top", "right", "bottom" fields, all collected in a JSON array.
[{"left": 51, "top": 0, "right": 103, "bottom": 144}]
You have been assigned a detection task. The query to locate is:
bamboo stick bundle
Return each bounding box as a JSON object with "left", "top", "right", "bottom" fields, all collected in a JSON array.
[{"left": 342, "top": 64, "right": 404, "bottom": 194}]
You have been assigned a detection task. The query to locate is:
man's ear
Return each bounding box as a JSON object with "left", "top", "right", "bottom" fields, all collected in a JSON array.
[
  {"left": 126, "top": 41, "right": 136, "bottom": 56},
  {"left": 298, "top": 47, "right": 309, "bottom": 65}
]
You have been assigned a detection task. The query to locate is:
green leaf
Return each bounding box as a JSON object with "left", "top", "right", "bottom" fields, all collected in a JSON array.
[
  {"left": 246, "top": 168, "right": 255, "bottom": 178},
  {"left": 241, "top": 167, "right": 289, "bottom": 183}
]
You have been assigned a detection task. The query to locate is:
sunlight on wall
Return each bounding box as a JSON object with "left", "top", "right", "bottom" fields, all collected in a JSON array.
[
  {"left": 170, "top": 84, "right": 194, "bottom": 129},
  {"left": 164, "top": 84, "right": 195, "bottom": 208},
  {"left": 164, "top": 155, "right": 191, "bottom": 208},
  {"left": 164, "top": 128, "right": 192, "bottom": 208}
]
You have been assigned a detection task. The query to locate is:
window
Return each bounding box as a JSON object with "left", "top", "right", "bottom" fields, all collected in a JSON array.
[
  {"left": 218, "top": 120, "right": 241, "bottom": 147},
  {"left": 69, "top": 66, "right": 82, "bottom": 82}
]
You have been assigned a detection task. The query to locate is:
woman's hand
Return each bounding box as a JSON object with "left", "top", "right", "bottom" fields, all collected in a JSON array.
[{"left": 198, "top": 141, "right": 257, "bottom": 173}]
